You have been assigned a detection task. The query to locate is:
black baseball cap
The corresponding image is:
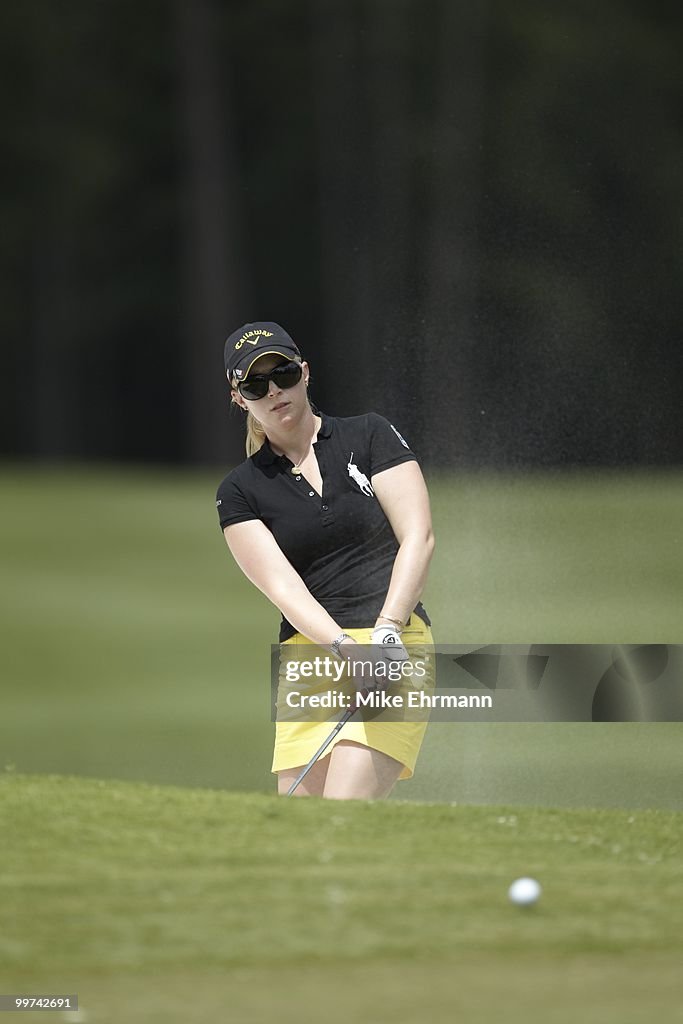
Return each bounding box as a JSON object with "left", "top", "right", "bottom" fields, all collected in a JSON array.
[{"left": 224, "top": 322, "right": 301, "bottom": 382}]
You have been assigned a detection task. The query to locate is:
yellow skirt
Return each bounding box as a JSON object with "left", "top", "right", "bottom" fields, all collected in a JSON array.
[{"left": 272, "top": 613, "right": 434, "bottom": 781}]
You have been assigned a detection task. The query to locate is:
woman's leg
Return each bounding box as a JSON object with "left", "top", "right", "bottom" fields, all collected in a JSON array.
[
  {"left": 322, "top": 739, "right": 405, "bottom": 800},
  {"left": 277, "top": 751, "right": 331, "bottom": 797}
]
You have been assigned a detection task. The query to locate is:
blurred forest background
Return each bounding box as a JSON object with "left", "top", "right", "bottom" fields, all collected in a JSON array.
[{"left": 1, "top": 0, "right": 682, "bottom": 469}]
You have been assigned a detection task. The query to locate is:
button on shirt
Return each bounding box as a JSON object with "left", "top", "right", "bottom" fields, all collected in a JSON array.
[{"left": 215, "top": 411, "right": 431, "bottom": 642}]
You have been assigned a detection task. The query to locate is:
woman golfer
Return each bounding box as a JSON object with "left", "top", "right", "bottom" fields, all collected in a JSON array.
[{"left": 216, "top": 322, "right": 435, "bottom": 800}]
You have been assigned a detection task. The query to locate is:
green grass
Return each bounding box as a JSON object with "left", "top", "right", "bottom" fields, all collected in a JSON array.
[
  {"left": 1, "top": 464, "right": 682, "bottom": 806},
  {"left": 0, "top": 464, "right": 681, "bottom": 1021},
  {"left": 2, "top": 774, "right": 682, "bottom": 1023}
]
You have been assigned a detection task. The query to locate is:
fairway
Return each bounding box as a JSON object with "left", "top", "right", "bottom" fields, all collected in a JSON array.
[{"left": 2, "top": 774, "right": 682, "bottom": 1023}]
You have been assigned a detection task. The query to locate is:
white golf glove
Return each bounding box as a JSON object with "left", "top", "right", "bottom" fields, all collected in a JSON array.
[
  {"left": 346, "top": 626, "right": 410, "bottom": 706},
  {"left": 371, "top": 624, "right": 409, "bottom": 663}
]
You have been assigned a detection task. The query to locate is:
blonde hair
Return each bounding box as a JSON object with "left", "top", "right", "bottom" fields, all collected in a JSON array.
[
  {"left": 231, "top": 355, "right": 311, "bottom": 457},
  {"left": 245, "top": 410, "right": 267, "bottom": 457}
]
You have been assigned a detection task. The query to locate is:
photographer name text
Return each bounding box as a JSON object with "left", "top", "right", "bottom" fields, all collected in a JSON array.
[{"left": 285, "top": 690, "right": 493, "bottom": 710}]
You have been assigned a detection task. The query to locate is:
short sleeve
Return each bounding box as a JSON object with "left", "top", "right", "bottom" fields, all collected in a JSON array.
[
  {"left": 367, "top": 413, "right": 418, "bottom": 476},
  {"left": 215, "top": 473, "right": 259, "bottom": 531}
]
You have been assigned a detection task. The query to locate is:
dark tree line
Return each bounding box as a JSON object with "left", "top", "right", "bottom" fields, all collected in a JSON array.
[{"left": 1, "top": 0, "right": 682, "bottom": 468}]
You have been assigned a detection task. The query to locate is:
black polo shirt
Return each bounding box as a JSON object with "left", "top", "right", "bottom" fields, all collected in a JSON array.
[{"left": 215, "top": 411, "right": 431, "bottom": 642}]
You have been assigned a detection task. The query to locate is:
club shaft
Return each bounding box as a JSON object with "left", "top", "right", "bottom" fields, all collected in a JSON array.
[{"left": 286, "top": 707, "right": 357, "bottom": 796}]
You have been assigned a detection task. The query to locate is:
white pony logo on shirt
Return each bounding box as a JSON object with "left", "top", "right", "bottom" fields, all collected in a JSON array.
[{"left": 347, "top": 452, "right": 374, "bottom": 496}]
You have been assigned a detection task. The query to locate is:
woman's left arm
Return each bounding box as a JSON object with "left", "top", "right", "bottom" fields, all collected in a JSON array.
[{"left": 371, "top": 461, "right": 435, "bottom": 627}]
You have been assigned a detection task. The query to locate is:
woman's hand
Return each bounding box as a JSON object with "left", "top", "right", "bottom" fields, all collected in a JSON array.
[
  {"left": 339, "top": 630, "right": 409, "bottom": 706},
  {"left": 371, "top": 623, "right": 409, "bottom": 663},
  {"left": 336, "top": 636, "right": 381, "bottom": 703}
]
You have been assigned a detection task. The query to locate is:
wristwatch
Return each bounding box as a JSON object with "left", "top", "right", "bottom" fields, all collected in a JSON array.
[{"left": 330, "top": 632, "right": 354, "bottom": 658}]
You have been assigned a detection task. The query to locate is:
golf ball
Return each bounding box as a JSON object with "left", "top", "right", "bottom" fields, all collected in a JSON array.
[{"left": 508, "top": 877, "right": 541, "bottom": 905}]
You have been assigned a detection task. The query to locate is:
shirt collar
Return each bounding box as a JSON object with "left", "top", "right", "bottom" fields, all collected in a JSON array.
[
  {"left": 317, "top": 411, "right": 333, "bottom": 438},
  {"left": 255, "top": 412, "right": 333, "bottom": 466}
]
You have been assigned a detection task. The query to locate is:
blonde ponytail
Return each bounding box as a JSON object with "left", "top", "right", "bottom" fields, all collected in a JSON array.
[{"left": 245, "top": 410, "right": 267, "bottom": 457}]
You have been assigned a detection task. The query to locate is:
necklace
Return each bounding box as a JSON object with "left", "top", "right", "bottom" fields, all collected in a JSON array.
[
  {"left": 290, "top": 448, "right": 311, "bottom": 474},
  {"left": 284, "top": 417, "right": 321, "bottom": 474},
  {"left": 286, "top": 417, "right": 321, "bottom": 473}
]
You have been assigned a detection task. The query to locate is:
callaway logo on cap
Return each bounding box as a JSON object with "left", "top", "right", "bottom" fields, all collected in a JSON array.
[{"left": 224, "top": 321, "right": 302, "bottom": 381}]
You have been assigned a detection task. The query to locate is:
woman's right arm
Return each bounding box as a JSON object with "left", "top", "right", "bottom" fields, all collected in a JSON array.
[{"left": 223, "top": 519, "right": 349, "bottom": 648}]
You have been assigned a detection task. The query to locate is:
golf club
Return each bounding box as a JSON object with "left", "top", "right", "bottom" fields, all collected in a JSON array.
[{"left": 286, "top": 705, "right": 358, "bottom": 796}]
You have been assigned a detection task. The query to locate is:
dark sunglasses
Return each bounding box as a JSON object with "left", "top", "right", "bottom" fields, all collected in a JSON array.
[{"left": 236, "top": 360, "right": 302, "bottom": 401}]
